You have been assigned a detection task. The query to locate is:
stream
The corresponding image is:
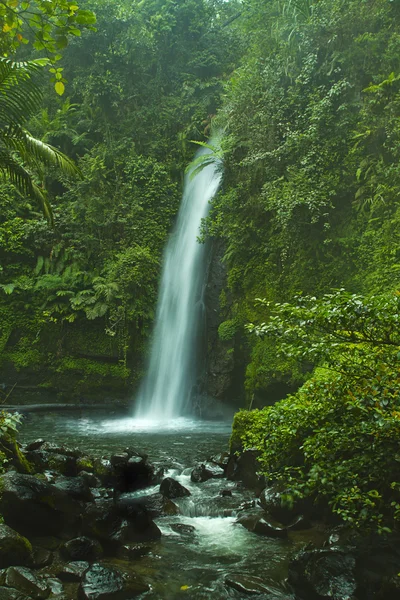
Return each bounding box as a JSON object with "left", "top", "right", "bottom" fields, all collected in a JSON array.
[{"left": 19, "top": 409, "right": 320, "bottom": 599}]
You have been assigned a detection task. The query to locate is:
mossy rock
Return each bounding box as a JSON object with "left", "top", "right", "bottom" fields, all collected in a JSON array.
[{"left": 0, "top": 524, "right": 32, "bottom": 568}]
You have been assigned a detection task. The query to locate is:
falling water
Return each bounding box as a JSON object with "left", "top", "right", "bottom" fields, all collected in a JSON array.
[{"left": 134, "top": 144, "right": 222, "bottom": 421}]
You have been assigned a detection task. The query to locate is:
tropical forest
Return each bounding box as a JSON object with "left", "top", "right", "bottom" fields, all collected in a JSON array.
[{"left": 0, "top": 0, "right": 399, "bottom": 598}]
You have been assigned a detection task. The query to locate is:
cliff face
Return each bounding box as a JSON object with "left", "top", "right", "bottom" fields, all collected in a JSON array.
[{"left": 199, "top": 240, "right": 245, "bottom": 411}]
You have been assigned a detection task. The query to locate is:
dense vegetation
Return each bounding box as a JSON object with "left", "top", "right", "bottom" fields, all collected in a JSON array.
[{"left": 1, "top": 0, "right": 400, "bottom": 533}]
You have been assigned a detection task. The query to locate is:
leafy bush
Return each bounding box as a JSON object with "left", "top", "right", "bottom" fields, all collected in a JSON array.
[{"left": 234, "top": 291, "right": 400, "bottom": 533}]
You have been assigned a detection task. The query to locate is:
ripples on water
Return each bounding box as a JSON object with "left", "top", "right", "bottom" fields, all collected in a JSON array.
[{"left": 19, "top": 411, "right": 296, "bottom": 599}]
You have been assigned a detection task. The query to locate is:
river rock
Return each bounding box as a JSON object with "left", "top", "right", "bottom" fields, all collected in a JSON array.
[
  {"left": 0, "top": 587, "right": 32, "bottom": 599},
  {"left": 117, "top": 492, "right": 178, "bottom": 518},
  {"left": 5, "top": 567, "right": 50, "bottom": 599},
  {"left": 61, "top": 537, "right": 103, "bottom": 562},
  {"left": 170, "top": 524, "right": 195, "bottom": 535},
  {"left": 159, "top": 477, "right": 191, "bottom": 499},
  {"left": 0, "top": 525, "right": 32, "bottom": 569},
  {"left": 208, "top": 452, "right": 230, "bottom": 470},
  {"left": 83, "top": 499, "right": 161, "bottom": 547},
  {"left": 288, "top": 547, "right": 357, "bottom": 600},
  {"left": 46, "top": 578, "right": 63, "bottom": 597},
  {"left": 58, "top": 561, "right": 90, "bottom": 582},
  {"left": 53, "top": 475, "right": 93, "bottom": 502},
  {"left": 225, "top": 574, "right": 281, "bottom": 595},
  {"left": 0, "top": 472, "right": 82, "bottom": 537},
  {"left": 117, "top": 543, "right": 152, "bottom": 560},
  {"left": 79, "top": 564, "right": 148, "bottom": 599},
  {"left": 24, "top": 440, "right": 45, "bottom": 453},
  {"left": 228, "top": 449, "right": 264, "bottom": 490},
  {"left": 236, "top": 509, "right": 288, "bottom": 539},
  {"left": 31, "top": 547, "right": 52, "bottom": 569},
  {"left": 191, "top": 463, "right": 223, "bottom": 482}
]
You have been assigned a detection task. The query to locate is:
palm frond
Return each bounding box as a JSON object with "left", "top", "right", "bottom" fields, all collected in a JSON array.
[
  {"left": 0, "top": 149, "right": 53, "bottom": 224},
  {"left": 0, "top": 59, "right": 47, "bottom": 128}
]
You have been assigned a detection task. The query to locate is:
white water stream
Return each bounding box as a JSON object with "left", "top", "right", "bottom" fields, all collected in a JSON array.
[{"left": 134, "top": 145, "right": 221, "bottom": 421}]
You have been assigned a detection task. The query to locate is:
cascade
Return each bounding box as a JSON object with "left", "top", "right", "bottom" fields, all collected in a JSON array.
[{"left": 134, "top": 143, "right": 222, "bottom": 421}]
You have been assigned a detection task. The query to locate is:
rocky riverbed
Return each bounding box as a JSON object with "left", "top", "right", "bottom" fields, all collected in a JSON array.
[{"left": 0, "top": 412, "right": 396, "bottom": 599}]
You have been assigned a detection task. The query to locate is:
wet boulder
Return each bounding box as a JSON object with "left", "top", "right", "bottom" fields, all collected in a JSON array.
[
  {"left": 116, "top": 493, "right": 179, "bottom": 519},
  {"left": 79, "top": 564, "right": 149, "bottom": 599},
  {"left": 0, "top": 587, "right": 32, "bottom": 599},
  {"left": 259, "top": 486, "right": 313, "bottom": 525},
  {"left": 61, "top": 537, "right": 103, "bottom": 562},
  {"left": 53, "top": 475, "right": 93, "bottom": 502},
  {"left": 208, "top": 452, "right": 230, "bottom": 471},
  {"left": 288, "top": 547, "right": 357, "bottom": 600},
  {"left": 0, "top": 472, "right": 82, "bottom": 537},
  {"left": 5, "top": 567, "right": 50, "bottom": 599},
  {"left": 58, "top": 561, "right": 90, "bottom": 583},
  {"left": 227, "top": 449, "right": 264, "bottom": 490},
  {"left": 23, "top": 451, "right": 77, "bottom": 477},
  {"left": 0, "top": 525, "right": 32, "bottom": 569},
  {"left": 30, "top": 547, "right": 52, "bottom": 569},
  {"left": 191, "top": 463, "right": 223, "bottom": 483},
  {"left": 225, "top": 574, "right": 291, "bottom": 597},
  {"left": 170, "top": 524, "right": 195, "bottom": 536},
  {"left": 159, "top": 478, "right": 191, "bottom": 499},
  {"left": 236, "top": 509, "right": 288, "bottom": 539},
  {"left": 83, "top": 499, "right": 161, "bottom": 548}
]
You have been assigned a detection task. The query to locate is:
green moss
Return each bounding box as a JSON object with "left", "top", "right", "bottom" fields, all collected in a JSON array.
[{"left": 76, "top": 456, "right": 94, "bottom": 472}]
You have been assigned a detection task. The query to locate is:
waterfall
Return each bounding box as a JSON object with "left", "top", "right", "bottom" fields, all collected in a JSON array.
[{"left": 134, "top": 143, "right": 222, "bottom": 421}]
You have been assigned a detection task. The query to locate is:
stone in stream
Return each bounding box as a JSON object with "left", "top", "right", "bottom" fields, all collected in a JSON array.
[
  {"left": 288, "top": 547, "right": 357, "bottom": 600},
  {"left": 5, "top": 567, "right": 50, "bottom": 599},
  {"left": 117, "top": 492, "right": 179, "bottom": 518},
  {"left": 0, "top": 525, "right": 32, "bottom": 569},
  {"left": 0, "top": 472, "right": 82, "bottom": 537},
  {"left": 225, "top": 574, "right": 282, "bottom": 596},
  {"left": 236, "top": 509, "right": 288, "bottom": 539},
  {"left": 159, "top": 477, "right": 191, "bottom": 499},
  {"left": 61, "top": 537, "right": 103, "bottom": 562},
  {"left": 53, "top": 475, "right": 93, "bottom": 502},
  {"left": 30, "top": 547, "right": 52, "bottom": 569},
  {"left": 79, "top": 564, "right": 149, "bottom": 599},
  {"left": 58, "top": 561, "right": 90, "bottom": 582},
  {"left": 191, "top": 462, "right": 224, "bottom": 483},
  {"left": 0, "top": 587, "right": 32, "bottom": 599},
  {"left": 169, "top": 523, "right": 195, "bottom": 535}
]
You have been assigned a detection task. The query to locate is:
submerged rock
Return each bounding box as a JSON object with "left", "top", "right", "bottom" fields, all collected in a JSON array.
[
  {"left": 0, "top": 525, "right": 32, "bottom": 569},
  {"left": 288, "top": 546, "right": 357, "bottom": 600},
  {"left": 236, "top": 509, "right": 288, "bottom": 539},
  {"left": 191, "top": 463, "right": 223, "bottom": 483},
  {"left": 170, "top": 524, "right": 196, "bottom": 535},
  {"left": 159, "top": 477, "right": 191, "bottom": 499}
]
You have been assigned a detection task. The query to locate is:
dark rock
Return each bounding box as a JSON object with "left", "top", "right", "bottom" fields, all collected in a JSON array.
[
  {"left": 79, "top": 564, "right": 148, "bottom": 599},
  {"left": 54, "top": 476, "right": 93, "bottom": 502},
  {"left": 232, "top": 449, "right": 264, "bottom": 490},
  {"left": 116, "top": 493, "right": 178, "bottom": 519},
  {"left": 286, "top": 515, "right": 311, "bottom": 531},
  {"left": 0, "top": 525, "right": 32, "bottom": 569},
  {"left": 5, "top": 567, "right": 50, "bottom": 599},
  {"left": 39, "top": 443, "right": 81, "bottom": 458},
  {"left": 209, "top": 452, "right": 230, "bottom": 469},
  {"left": 28, "top": 538, "right": 59, "bottom": 551},
  {"left": 76, "top": 457, "right": 95, "bottom": 473},
  {"left": 170, "top": 524, "right": 195, "bottom": 535},
  {"left": 0, "top": 472, "right": 82, "bottom": 537},
  {"left": 117, "top": 544, "right": 151, "bottom": 560},
  {"left": 23, "top": 451, "right": 77, "bottom": 477},
  {"left": 110, "top": 454, "right": 129, "bottom": 469},
  {"left": 225, "top": 574, "right": 280, "bottom": 595},
  {"left": 84, "top": 499, "right": 161, "bottom": 548},
  {"left": 288, "top": 547, "right": 357, "bottom": 600},
  {"left": 191, "top": 463, "right": 225, "bottom": 483},
  {"left": 31, "top": 548, "right": 52, "bottom": 569},
  {"left": 58, "top": 562, "right": 90, "bottom": 582},
  {"left": 61, "top": 537, "right": 103, "bottom": 562},
  {"left": 220, "top": 489, "right": 232, "bottom": 497},
  {"left": 78, "top": 471, "right": 100, "bottom": 489},
  {"left": 159, "top": 478, "right": 190, "bottom": 499},
  {"left": 92, "top": 459, "right": 114, "bottom": 487},
  {"left": 236, "top": 509, "right": 288, "bottom": 539},
  {"left": 24, "top": 440, "right": 45, "bottom": 452},
  {"left": 152, "top": 467, "right": 164, "bottom": 484},
  {"left": 0, "top": 587, "right": 32, "bottom": 599},
  {"left": 45, "top": 579, "right": 63, "bottom": 597},
  {"left": 254, "top": 518, "right": 288, "bottom": 539}
]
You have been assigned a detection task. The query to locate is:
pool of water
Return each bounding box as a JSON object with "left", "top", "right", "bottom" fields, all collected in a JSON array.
[{"left": 19, "top": 411, "right": 308, "bottom": 599}]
